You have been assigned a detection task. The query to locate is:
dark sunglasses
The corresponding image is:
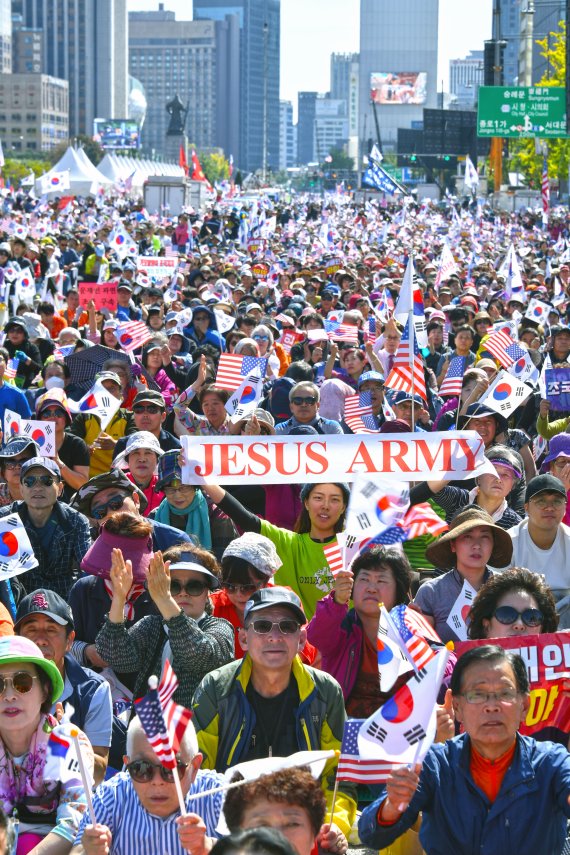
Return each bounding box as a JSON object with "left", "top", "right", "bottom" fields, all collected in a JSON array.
[
  {"left": 291, "top": 396, "right": 317, "bottom": 406},
  {"left": 0, "top": 672, "right": 39, "bottom": 695},
  {"left": 133, "top": 404, "right": 163, "bottom": 415},
  {"left": 91, "top": 495, "right": 127, "bottom": 520},
  {"left": 492, "top": 605, "right": 543, "bottom": 627},
  {"left": 40, "top": 407, "right": 67, "bottom": 419},
  {"left": 127, "top": 759, "right": 188, "bottom": 784},
  {"left": 253, "top": 335, "right": 270, "bottom": 341},
  {"left": 3, "top": 457, "right": 33, "bottom": 470},
  {"left": 249, "top": 619, "right": 300, "bottom": 635},
  {"left": 22, "top": 475, "right": 57, "bottom": 488},
  {"left": 222, "top": 582, "right": 263, "bottom": 596},
  {"left": 170, "top": 579, "right": 209, "bottom": 597}
]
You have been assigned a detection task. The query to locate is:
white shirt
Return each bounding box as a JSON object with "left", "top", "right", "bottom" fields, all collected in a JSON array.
[{"left": 507, "top": 519, "right": 570, "bottom": 591}]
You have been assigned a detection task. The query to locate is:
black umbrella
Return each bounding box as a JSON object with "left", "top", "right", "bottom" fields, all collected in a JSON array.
[{"left": 65, "top": 344, "right": 160, "bottom": 396}]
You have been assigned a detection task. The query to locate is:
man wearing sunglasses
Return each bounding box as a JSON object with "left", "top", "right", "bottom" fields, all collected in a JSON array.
[
  {"left": 275, "top": 382, "right": 343, "bottom": 435},
  {"left": 193, "top": 587, "right": 356, "bottom": 854},
  {"left": 73, "top": 715, "right": 225, "bottom": 855},
  {"left": 0, "top": 456, "right": 91, "bottom": 599},
  {"left": 112, "top": 390, "right": 180, "bottom": 461}
]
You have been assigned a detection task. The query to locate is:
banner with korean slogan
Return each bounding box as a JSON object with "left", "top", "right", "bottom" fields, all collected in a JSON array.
[
  {"left": 545, "top": 367, "right": 570, "bottom": 412},
  {"left": 478, "top": 370, "right": 532, "bottom": 417},
  {"left": 0, "top": 513, "right": 39, "bottom": 579},
  {"left": 137, "top": 257, "right": 178, "bottom": 282},
  {"left": 358, "top": 648, "right": 450, "bottom": 765},
  {"left": 456, "top": 632, "right": 570, "bottom": 736},
  {"left": 78, "top": 280, "right": 117, "bottom": 312},
  {"left": 446, "top": 578, "right": 477, "bottom": 641}
]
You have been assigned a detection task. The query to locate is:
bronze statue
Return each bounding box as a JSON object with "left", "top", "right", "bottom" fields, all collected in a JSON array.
[{"left": 166, "top": 94, "right": 187, "bottom": 136}]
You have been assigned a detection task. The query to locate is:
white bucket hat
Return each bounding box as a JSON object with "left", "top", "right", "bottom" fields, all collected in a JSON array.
[{"left": 112, "top": 431, "right": 164, "bottom": 470}]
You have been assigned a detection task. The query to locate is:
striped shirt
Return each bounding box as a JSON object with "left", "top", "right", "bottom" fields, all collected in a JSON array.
[{"left": 74, "top": 769, "right": 224, "bottom": 855}]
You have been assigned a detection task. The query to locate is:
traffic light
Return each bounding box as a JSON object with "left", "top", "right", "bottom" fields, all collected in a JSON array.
[
  {"left": 410, "top": 154, "right": 417, "bottom": 162},
  {"left": 443, "top": 155, "right": 450, "bottom": 162}
]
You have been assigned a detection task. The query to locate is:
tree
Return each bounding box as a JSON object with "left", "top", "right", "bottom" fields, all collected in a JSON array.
[
  {"left": 1, "top": 159, "right": 47, "bottom": 188},
  {"left": 509, "top": 21, "right": 570, "bottom": 188},
  {"left": 200, "top": 151, "right": 229, "bottom": 184},
  {"left": 49, "top": 135, "right": 104, "bottom": 166},
  {"left": 322, "top": 147, "right": 353, "bottom": 172}
]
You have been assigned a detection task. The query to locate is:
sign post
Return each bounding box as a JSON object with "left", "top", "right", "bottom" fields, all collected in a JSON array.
[{"left": 477, "top": 86, "right": 568, "bottom": 139}]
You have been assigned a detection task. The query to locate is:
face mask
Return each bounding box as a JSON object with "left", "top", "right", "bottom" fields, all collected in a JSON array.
[{"left": 45, "top": 376, "right": 65, "bottom": 390}]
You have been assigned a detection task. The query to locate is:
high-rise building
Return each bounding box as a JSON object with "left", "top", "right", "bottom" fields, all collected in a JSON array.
[
  {"left": 449, "top": 50, "right": 484, "bottom": 108},
  {"left": 12, "top": 0, "right": 128, "bottom": 137},
  {"left": 0, "top": 0, "right": 11, "bottom": 74},
  {"left": 330, "top": 52, "right": 359, "bottom": 103},
  {"left": 0, "top": 72, "right": 68, "bottom": 151},
  {"left": 11, "top": 17, "right": 42, "bottom": 75},
  {"left": 129, "top": 9, "right": 217, "bottom": 157},
  {"left": 297, "top": 91, "right": 318, "bottom": 164},
  {"left": 531, "top": 0, "right": 565, "bottom": 82},
  {"left": 194, "top": 0, "right": 280, "bottom": 173},
  {"left": 359, "top": 0, "right": 439, "bottom": 151},
  {"left": 498, "top": 0, "right": 521, "bottom": 85},
  {"left": 279, "top": 100, "right": 295, "bottom": 169},
  {"left": 212, "top": 13, "right": 241, "bottom": 167}
]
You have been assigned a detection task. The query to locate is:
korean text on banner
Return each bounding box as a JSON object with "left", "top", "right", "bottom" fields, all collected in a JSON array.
[
  {"left": 137, "top": 257, "right": 178, "bottom": 282},
  {"left": 545, "top": 367, "right": 570, "bottom": 412},
  {"left": 78, "top": 281, "right": 118, "bottom": 312},
  {"left": 180, "top": 431, "right": 494, "bottom": 486}
]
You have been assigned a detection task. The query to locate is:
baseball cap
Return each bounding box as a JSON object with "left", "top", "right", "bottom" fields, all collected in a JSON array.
[
  {"left": 525, "top": 474, "right": 567, "bottom": 503},
  {"left": 70, "top": 469, "right": 148, "bottom": 516},
  {"left": 243, "top": 586, "right": 306, "bottom": 625},
  {"left": 358, "top": 371, "right": 385, "bottom": 387},
  {"left": 96, "top": 371, "right": 122, "bottom": 387},
  {"left": 168, "top": 552, "right": 219, "bottom": 589},
  {"left": 20, "top": 457, "right": 61, "bottom": 481},
  {"left": 15, "top": 589, "right": 73, "bottom": 629},
  {"left": 394, "top": 390, "right": 424, "bottom": 407},
  {"left": 132, "top": 389, "right": 166, "bottom": 409},
  {"left": 0, "top": 436, "right": 39, "bottom": 460},
  {"left": 222, "top": 532, "right": 282, "bottom": 577}
]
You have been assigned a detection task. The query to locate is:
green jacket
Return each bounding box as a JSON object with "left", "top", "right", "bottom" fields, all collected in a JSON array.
[{"left": 192, "top": 654, "right": 357, "bottom": 836}]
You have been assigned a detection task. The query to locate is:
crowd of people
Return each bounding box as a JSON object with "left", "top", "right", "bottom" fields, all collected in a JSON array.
[{"left": 0, "top": 187, "right": 569, "bottom": 854}]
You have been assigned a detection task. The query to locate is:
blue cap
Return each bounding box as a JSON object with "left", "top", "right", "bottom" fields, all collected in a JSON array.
[
  {"left": 393, "top": 391, "right": 424, "bottom": 407},
  {"left": 358, "top": 371, "right": 385, "bottom": 387},
  {"left": 20, "top": 456, "right": 61, "bottom": 482}
]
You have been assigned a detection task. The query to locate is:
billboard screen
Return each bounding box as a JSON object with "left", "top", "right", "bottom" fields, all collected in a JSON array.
[
  {"left": 93, "top": 118, "right": 140, "bottom": 150},
  {"left": 370, "top": 72, "right": 427, "bottom": 105}
]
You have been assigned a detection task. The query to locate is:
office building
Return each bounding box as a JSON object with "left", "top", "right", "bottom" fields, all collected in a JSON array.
[
  {"left": 0, "top": 0, "right": 11, "bottom": 74},
  {"left": 314, "top": 97, "right": 348, "bottom": 162},
  {"left": 449, "top": 50, "right": 483, "bottom": 108},
  {"left": 330, "top": 52, "right": 359, "bottom": 103},
  {"left": 498, "top": 0, "right": 521, "bottom": 85},
  {"left": 129, "top": 8, "right": 217, "bottom": 157},
  {"left": 194, "top": 0, "right": 280, "bottom": 173},
  {"left": 279, "top": 99, "right": 295, "bottom": 169},
  {"left": 530, "top": 0, "right": 565, "bottom": 83},
  {"left": 12, "top": 0, "right": 128, "bottom": 137},
  {"left": 0, "top": 72, "right": 68, "bottom": 151},
  {"left": 11, "top": 18, "right": 42, "bottom": 74},
  {"left": 297, "top": 91, "right": 318, "bottom": 164},
  {"left": 359, "top": 0, "right": 439, "bottom": 151}
]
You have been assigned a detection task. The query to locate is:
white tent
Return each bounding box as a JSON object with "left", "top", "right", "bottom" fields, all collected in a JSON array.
[{"left": 35, "top": 146, "right": 112, "bottom": 198}]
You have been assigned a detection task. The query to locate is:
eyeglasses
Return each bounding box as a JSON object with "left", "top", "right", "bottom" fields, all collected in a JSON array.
[
  {"left": 91, "top": 495, "right": 127, "bottom": 520},
  {"left": 249, "top": 619, "right": 301, "bottom": 635},
  {"left": 170, "top": 579, "right": 209, "bottom": 597},
  {"left": 133, "top": 404, "right": 163, "bottom": 415},
  {"left": 0, "top": 672, "right": 39, "bottom": 695},
  {"left": 163, "top": 483, "right": 194, "bottom": 495},
  {"left": 126, "top": 759, "right": 188, "bottom": 784},
  {"left": 40, "top": 407, "right": 67, "bottom": 419},
  {"left": 530, "top": 496, "right": 566, "bottom": 509},
  {"left": 492, "top": 605, "right": 543, "bottom": 627},
  {"left": 460, "top": 688, "right": 519, "bottom": 705},
  {"left": 253, "top": 335, "right": 270, "bottom": 341},
  {"left": 290, "top": 396, "right": 318, "bottom": 406},
  {"left": 3, "top": 458, "right": 33, "bottom": 471},
  {"left": 222, "top": 582, "right": 264, "bottom": 596},
  {"left": 22, "top": 475, "right": 57, "bottom": 488}
]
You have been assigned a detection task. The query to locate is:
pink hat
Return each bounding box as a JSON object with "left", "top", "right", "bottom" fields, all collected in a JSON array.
[
  {"left": 35, "top": 387, "right": 72, "bottom": 424},
  {"left": 80, "top": 521, "right": 153, "bottom": 582}
]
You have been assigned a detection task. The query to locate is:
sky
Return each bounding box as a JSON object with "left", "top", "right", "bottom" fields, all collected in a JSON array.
[{"left": 129, "top": 0, "right": 493, "bottom": 113}]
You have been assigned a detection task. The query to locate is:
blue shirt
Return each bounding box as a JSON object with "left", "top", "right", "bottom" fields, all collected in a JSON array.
[
  {"left": 74, "top": 769, "right": 225, "bottom": 855},
  {"left": 0, "top": 382, "right": 32, "bottom": 425}
]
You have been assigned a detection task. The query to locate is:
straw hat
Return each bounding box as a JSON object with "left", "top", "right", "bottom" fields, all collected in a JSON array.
[{"left": 425, "top": 507, "right": 513, "bottom": 569}]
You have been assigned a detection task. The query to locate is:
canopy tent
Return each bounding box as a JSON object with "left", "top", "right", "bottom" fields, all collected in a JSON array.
[{"left": 35, "top": 146, "right": 112, "bottom": 198}]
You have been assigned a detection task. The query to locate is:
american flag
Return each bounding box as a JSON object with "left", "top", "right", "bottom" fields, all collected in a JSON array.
[
  {"left": 215, "top": 354, "right": 268, "bottom": 390},
  {"left": 134, "top": 660, "right": 192, "bottom": 770},
  {"left": 542, "top": 155, "right": 550, "bottom": 218},
  {"left": 337, "top": 719, "right": 394, "bottom": 783},
  {"left": 401, "top": 503, "right": 448, "bottom": 540},
  {"left": 505, "top": 341, "right": 527, "bottom": 365},
  {"left": 389, "top": 604, "right": 438, "bottom": 671},
  {"left": 344, "top": 392, "right": 377, "bottom": 433},
  {"left": 364, "top": 316, "right": 377, "bottom": 343},
  {"left": 4, "top": 358, "right": 19, "bottom": 382},
  {"left": 116, "top": 321, "right": 153, "bottom": 353},
  {"left": 438, "top": 356, "right": 466, "bottom": 398},
  {"left": 324, "top": 321, "right": 359, "bottom": 344},
  {"left": 484, "top": 329, "right": 519, "bottom": 368},
  {"left": 371, "top": 525, "right": 409, "bottom": 546},
  {"left": 322, "top": 539, "right": 344, "bottom": 576},
  {"left": 384, "top": 318, "right": 427, "bottom": 402}
]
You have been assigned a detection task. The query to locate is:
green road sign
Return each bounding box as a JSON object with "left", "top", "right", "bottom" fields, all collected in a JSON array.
[{"left": 477, "top": 86, "right": 568, "bottom": 138}]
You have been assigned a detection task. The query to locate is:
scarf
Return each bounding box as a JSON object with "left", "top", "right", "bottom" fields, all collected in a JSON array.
[
  {"left": 0, "top": 714, "right": 59, "bottom": 818},
  {"left": 154, "top": 489, "right": 212, "bottom": 550},
  {"left": 103, "top": 580, "right": 146, "bottom": 621}
]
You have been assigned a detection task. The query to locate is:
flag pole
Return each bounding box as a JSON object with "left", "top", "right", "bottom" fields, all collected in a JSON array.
[
  {"left": 328, "top": 775, "right": 340, "bottom": 827},
  {"left": 69, "top": 728, "right": 97, "bottom": 826},
  {"left": 409, "top": 253, "right": 415, "bottom": 430}
]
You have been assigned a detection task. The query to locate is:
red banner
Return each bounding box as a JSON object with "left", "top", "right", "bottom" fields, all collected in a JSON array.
[{"left": 455, "top": 632, "right": 570, "bottom": 735}]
